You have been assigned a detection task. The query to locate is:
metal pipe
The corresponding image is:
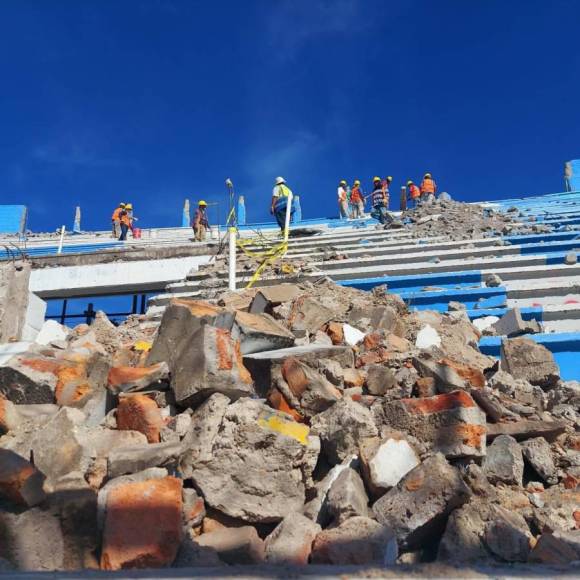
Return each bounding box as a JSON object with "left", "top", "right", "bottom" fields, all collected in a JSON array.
[
  {"left": 228, "top": 227, "right": 236, "bottom": 291},
  {"left": 57, "top": 225, "right": 66, "bottom": 254},
  {"left": 283, "top": 192, "right": 293, "bottom": 244}
]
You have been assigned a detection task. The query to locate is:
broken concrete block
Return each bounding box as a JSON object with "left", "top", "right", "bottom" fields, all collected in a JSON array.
[
  {"left": 311, "top": 516, "right": 398, "bottom": 565},
  {"left": 324, "top": 321, "right": 344, "bottom": 345},
  {"left": 359, "top": 435, "right": 420, "bottom": 498},
  {"left": 473, "top": 315, "right": 500, "bottom": 333},
  {"left": 501, "top": 337, "right": 559, "bottom": 389},
  {"left": 343, "top": 324, "right": 365, "bottom": 346},
  {"left": 521, "top": 437, "right": 558, "bottom": 485},
  {"left": 174, "top": 532, "right": 225, "bottom": 567},
  {"left": 564, "top": 251, "right": 578, "bottom": 265},
  {"left": 264, "top": 513, "right": 321, "bottom": 565},
  {"left": 35, "top": 320, "right": 69, "bottom": 346},
  {"left": 372, "top": 453, "right": 471, "bottom": 550},
  {"left": 0, "top": 448, "right": 46, "bottom": 506},
  {"left": 106, "top": 362, "right": 169, "bottom": 394},
  {"left": 182, "top": 488, "right": 205, "bottom": 531},
  {"left": 486, "top": 419, "right": 567, "bottom": 441},
  {"left": 326, "top": 467, "right": 369, "bottom": 525},
  {"left": 288, "top": 296, "right": 334, "bottom": 334},
  {"left": 483, "top": 434, "right": 524, "bottom": 486},
  {"left": 374, "top": 391, "right": 486, "bottom": 459},
  {"left": 0, "top": 398, "right": 21, "bottom": 434},
  {"left": 116, "top": 394, "right": 163, "bottom": 443},
  {"left": 171, "top": 325, "right": 254, "bottom": 406},
  {"left": 232, "top": 311, "right": 295, "bottom": 355},
  {"left": 100, "top": 476, "right": 183, "bottom": 570},
  {"left": 249, "top": 284, "right": 303, "bottom": 315},
  {"left": 0, "top": 353, "right": 59, "bottom": 404},
  {"left": 528, "top": 529, "right": 580, "bottom": 564},
  {"left": 310, "top": 398, "right": 378, "bottom": 465},
  {"left": 365, "top": 364, "right": 397, "bottom": 396},
  {"left": 492, "top": 307, "right": 541, "bottom": 337},
  {"left": 195, "top": 527, "right": 264, "bottom": 565},
  {"left": 412, "top": 354, "right": 485, "bottom": 392},
  {"left": 191, "top": 399, "right": 312, "bottom": 523},
  {"left": 485, "top": 273, "right": 502, "bottom": 287},
  {"left": 107, "top": 440, "right": 183, "bottom": 479},
  {"left": 415, "top": 324, "right": 441, "bottom": 349},
  {"left": 483, "top": 507, "right": 533, "bottom": 562}
]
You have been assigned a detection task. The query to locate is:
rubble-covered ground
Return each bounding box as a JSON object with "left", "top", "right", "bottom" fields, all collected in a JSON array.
[{"left": 0, "top": 272, "right": 578, "bottom": 573}]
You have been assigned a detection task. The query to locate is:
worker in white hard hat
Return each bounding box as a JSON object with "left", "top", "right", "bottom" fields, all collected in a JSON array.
[
  {"left": 271, "top": 177, "right": 295, "bottom": 232},
  {"left": 192, "top": 200, "right": 210, "bottom": 242},
  {"left": 337, "top": 179, "right": 349, "bottom": 219}
]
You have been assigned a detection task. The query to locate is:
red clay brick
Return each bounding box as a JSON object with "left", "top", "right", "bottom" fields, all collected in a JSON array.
[
  {"left": 402, "top": 390, "right": 476, "bottom": 415},
  {"left": 438, "top": 357, "right": 485, "bottom": 389},
  {"left": 116, "top": 395, "right": 163, "bottom": 443}
]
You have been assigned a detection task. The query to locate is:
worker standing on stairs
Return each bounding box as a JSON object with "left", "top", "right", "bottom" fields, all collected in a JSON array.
[
  {"left": 338, "top": 180, "right": 349, "bottom": 219},
  {"left": 192, "top": 200, "right": 210, "bottom": 242},
  {"left": 420, "top": 173, "right": 437, "bottom": 203},
  {"left": 111, "top": 202, "right": 125, "bottom": 238},
  {"left": 271, "top": 176, "right": 294, "bottom": 232},
  {"left": 350, "top": 180, "right": 364, "bottom": 218},
  {"left": 119, "top": 203, "right": 133, "bottom": 241},
  {"left": 407, "top": 180, "right": 421, "bottom": 208},
  {"left": 369, "top": 176, "right": 392, "bottom": 225}
]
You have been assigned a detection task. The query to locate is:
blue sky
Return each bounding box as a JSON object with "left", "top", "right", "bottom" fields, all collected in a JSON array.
[{"left": 1, "top": 0, "right": 579, "bottom": 232}]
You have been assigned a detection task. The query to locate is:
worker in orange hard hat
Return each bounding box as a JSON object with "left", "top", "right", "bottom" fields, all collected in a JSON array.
[
  {"left": 407, "top": 180, "right": 421, "bottom": 208},
  {"left": 192, "top": 200, "right": 210, "bottom": 242},
  {"left": 350, "top": 179, "right": 364, "bottom": 218},
  {"left": 420, "top": 173, "right": 437, "bottom": 204},
  {"left": 111, "top": 202, "right": 125, "bottom": 238},
  {"left": 337, "top": 179, "right": 349, "bottom": 219}
]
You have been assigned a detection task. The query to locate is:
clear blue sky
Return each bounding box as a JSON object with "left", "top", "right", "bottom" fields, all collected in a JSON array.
[{"left": 1, "top": 0, "right": 579, "bottom": 232}]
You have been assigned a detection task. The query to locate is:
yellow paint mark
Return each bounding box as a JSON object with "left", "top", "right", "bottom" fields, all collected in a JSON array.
[
  {"left": 134, "top": 341, "right": 152, "bottom": 352},
  {"left": 258, "top": 412, "right": 309, "bottom": 445}
]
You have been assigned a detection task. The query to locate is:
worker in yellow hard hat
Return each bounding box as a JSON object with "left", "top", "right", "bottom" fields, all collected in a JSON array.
[
  {"left": 337, "top": 179, "right": 349, "bottom": 219},
  {"left": 350, "top": 179, "right": 364, "bottom": 218},
  {"left": 369, "top": 176, "right": 393, "bottom": 226},
  {"left": 118, "top": 203, "right": 134, "bottom": 241},
  {"left": 192, "top": 200, "right": 210, "bottom": 242},
  {"left": 111, "top": 202, "right": 125, "bottom": 238},
  {"left": 420, "top": 173, "right": 437, "bottom": 204},
  {"left": 407, "top": 180, "right": 421, "bottom": 209}
]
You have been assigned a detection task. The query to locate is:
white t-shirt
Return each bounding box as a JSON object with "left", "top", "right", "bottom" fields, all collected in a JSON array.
[{"left": 338, "top": 186, "right": 347, "bottom": 201}]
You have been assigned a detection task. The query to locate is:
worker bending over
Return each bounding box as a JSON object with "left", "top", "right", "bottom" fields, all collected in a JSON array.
[
  {"left": 119, "top": 203, "right": 133, "bottom": 241},
  {"left": 407, "top": 181, "right": 421, "bottom": 208},
  {"left": 192, "top": 200, "right": 210, "bottom": 242},
  {"left": 369, "top": 176, "right": 392, "bottom": 225},
  {"left": 111, "top": 202, "right": 125, "bottom": 238},
  {"left": 338, "top": 180, "right": 349, "bottom": 219},
  {"left": 350, "top": 179, "right": 364, "bottom": 218},
  {"left": 270, "top": 176, "right": 295, "bottom": 232},
  {"left": 420, "top": 173, "right": 437, "bottom": 203}
]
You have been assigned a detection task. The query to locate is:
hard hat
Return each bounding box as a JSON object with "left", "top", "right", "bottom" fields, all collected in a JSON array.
[
  {"left": 386, "top": 176, "right": 393, "bottom": 182},
  {"left": 373, "top": 176, "right": 381, "bottom": 182},
  {"left": 407, "top": 180, "right": 413, "bottom": 186},
  {"left": 354, "top": 180, "right": 361, "bottom": 186},
  {"left": 340, "top": 180, "right": 347, "bottom": 186},
  {"left": 275, "top": 176, "right": 286, "bottom": 185},
  {"left": 198, "top": 200, "right": 207, "bottom": 207},
  {"left": 424, "top": 173, "right": 432, "bottom": 178},
  {"left": 125, "top": 203, "right": 133, "bottom": 210},
  {"left": 119, "top": 202, "right": 126, "bottom": 207}
]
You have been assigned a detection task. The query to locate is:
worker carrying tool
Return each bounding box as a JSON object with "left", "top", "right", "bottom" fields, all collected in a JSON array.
[
  {"left": 111, "top": 202, "right": 125, "bottom": 238},
  {"left": 270, "top": 176, "right": 295, "bottom": 232},
  {"left": 119, "top": 203, "right": 134, "bottom": 241},
  {"left": 407, "top": 180, "right": 421, "bottom": 208},
  {"left": 337, "top": 179, "right": 349, "bottom": 219},
  {"left": 350, "top": 179, "right": 364, "bottom": 218},
  {"left": 420, "top": 173, "right": 437, "bottom": 203},
  {"left": 192, "top": 200, "right": 210, "bottom": 242},
  {"left": 369, "top": 176, "right": 393, "bottom": 225}
]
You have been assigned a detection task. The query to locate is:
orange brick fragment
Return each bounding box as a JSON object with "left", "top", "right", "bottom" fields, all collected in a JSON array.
[{"left": 116, "top": 395, "right": 163, "bottom": 443}]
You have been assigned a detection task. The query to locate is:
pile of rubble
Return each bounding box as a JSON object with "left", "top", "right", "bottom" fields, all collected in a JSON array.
[
  {"left": 403, "top": 199, "right": 554, "bottom": 240},
  {"left": 0, "top": 279, "right": 578, "bottom": 572}
]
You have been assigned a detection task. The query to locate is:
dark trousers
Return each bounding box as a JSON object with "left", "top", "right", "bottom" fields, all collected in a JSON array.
[{"left": 119, "top": 223, "right": 129, "bottom": 241}]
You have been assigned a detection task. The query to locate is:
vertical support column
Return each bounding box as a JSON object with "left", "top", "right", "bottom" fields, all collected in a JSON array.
[
  {"left": 400, "top": 187, "right": 407, "bottom": 211},
  {"left": 73, "top": 206, "right": 81, "bottom": 233},
  {"left": 228, "top": 227, "right": 236, "bottom": 291},
  {"left": 57, "top": 225, "right": 66, "bottom": 254},
  {"left": 293, "top": 195, "right": 302, "bottom": 224},
  {"left": 237, "top": 195, "right": 246, "bottom": 226},
  {"left": 182, "top": 199, "right": 190, "bottom": 228},
  {"left": 283, "top": 192, "right": 293, "bottom": 244},
  {"left": 60, "top": 299, "right": 68, "bottom": 325}
]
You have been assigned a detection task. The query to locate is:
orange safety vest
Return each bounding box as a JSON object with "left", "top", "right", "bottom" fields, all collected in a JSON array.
[
  {"left": 420, "top": 178, "right": 436, "bottom": 194},
  {"left": 112, "top": 207, "right": 122, "bottom": 221},
  {"left": 350, "top": 186, "right": 362, "bottom": 203},
  {"left": 120, "top": 210, "right": 132, "bottom": 227},
  {"left": 409, "top": 184, "right": 421, "bottom": 199}
]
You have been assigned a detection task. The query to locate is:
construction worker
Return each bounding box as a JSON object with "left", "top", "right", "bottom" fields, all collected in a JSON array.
[
  {"left": 270, "top": 176, "right": 295, "bottom": 232},
  {"left": 338, "top": 180, "right": 349, "bottom": 219},
  {"left": 192, "top": 200, "right": 210, "bottom": 242},
  {"left": 407, "top": 180, "right": 421, "bottom": 208},
  {"left": 350, "top": 179, "right": 364, "bottom": 218},
  {"left": 420, "top": 173, "right": 437, "bottom": 203},
  {"left": 111, "top": 203, "right": 125, "bottom": 238},
  {"left": 119, "top": 203, "right": 133, "bottom": 241},
  {"left": 369, "top": 176, "right": 392, "bottom": 225}
]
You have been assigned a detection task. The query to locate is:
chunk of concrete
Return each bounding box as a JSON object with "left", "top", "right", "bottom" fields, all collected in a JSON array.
[
  {"left": 191, "top": 399, "right": 312, "bottom": 523},
  {"left": 415, "top": 324, "right": 441, "bottom": 349},
  {"left": 486, "top": 419, "right": 567, "bottom": 441},
  {"left": 195, "top": 527, "right": 264, "bottom": 565},
  {"left": 0, "top": 448, "right": 46, "bottom": 507},
  {"left": 412, "top": 354, "right": 485, "bottom": 392},
  {"left": 249, "top": 284, "right": 303, "bottom": 315},
  {"left": 0, "top": 353, "right": 59, "bottom": 404},
  {"left": 483, "top": 434, "right": 524, "bottom": 486},
  {"left": 116, "top": 394, "right": 163, "bottom": 443},
  {"left": 107, "top": 362, "right": 169, "bottom": 394},
  {"left": 492, "top": 308, "right": 541, "bottom": 337},
  {"left": 264, "top": 513, "right": 321, "bottom": 565},
  {"left": 372, "top": 453, "right": 471, "bottom": 550},
  {"left": 365, "top": 364, "right": 397, "bottom": 396},
  {"left": 232, "top": 311, "right": 294, "bottom": 355},
  {"left": 521, "top": 437, "right": 558, "bottom": 484},
  {"left": 100, "top": 476, "right": 183, "bottom": 570},
  {"left": 171, "top": 325, "right": 255, "bottom": 406},
  {"left": 310, "top": 398, "right": 378, "bottom": 465},
  {"left": 107, "top": 440, "right": 183, "bottom": 478},
  {"left": 182, "top": 488, "right": 205, "bottom": 531},
  {"left": 374, "top": 391, "right": 486, "bottom": 459},
  {"left": 483, "top": 507, "right": 533, "bottom": 562},
  {"left": 485, "top": 273, "right": 502, "bottom": 287},
  {"left": 311, "top": 516, "right": 398, "bottom": 565},
  {"left": 326, "top": 467, "right": 369, "bottom": 525},
  {"left": 359, "top": 436, "right": 420, "bottom": 498},
  {"left": 288, "top": 296, "right": 334, "bottom": 334},
  {"left": 564, "top": 251, "right": 577, "bottom": 265},
  {"left": 35, "top": 320, "right": 69, "bottom": 346},
  {"left": 500, "top": 337, "right": 559, "bottom": 389},
  {"left": 529, "top": 529, "right": 580, "bottom": 564},
  {"left": 343, "top": 324, "right": 365, "bottom": 346}
]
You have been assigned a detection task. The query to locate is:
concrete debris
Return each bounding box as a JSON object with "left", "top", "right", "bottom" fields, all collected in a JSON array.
[
  {"left": 484, "top": 273, "right": 503, "bottom": 287},
  {"left": 564, "top": 251, "right": 578, "bottom": 265},
  {"left": 0, "top": 269, "right": 578, "bottom": 572},
  {"left": 492, "top": 307, "right": 542, "bottom": 337}
]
